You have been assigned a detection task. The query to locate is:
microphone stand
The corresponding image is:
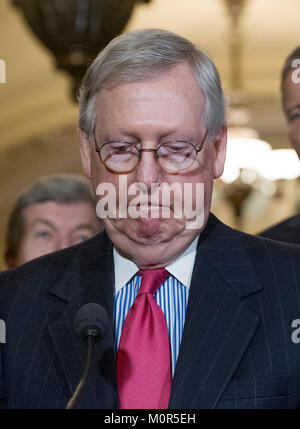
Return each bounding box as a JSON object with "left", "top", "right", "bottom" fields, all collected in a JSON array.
[
  {"left": 65, "top": 334, "right": 94, "bottom": 409},
  {"left": 65, "top": 303, "right": 108, "bottom": 409}
]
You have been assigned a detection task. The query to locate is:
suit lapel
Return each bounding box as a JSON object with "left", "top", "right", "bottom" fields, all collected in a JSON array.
[
  {"left": 46, "top": 233, "right": 118, "bottom": 409},
  {"left": 169, "top": 216, "right": 262, "bottom": 409}
]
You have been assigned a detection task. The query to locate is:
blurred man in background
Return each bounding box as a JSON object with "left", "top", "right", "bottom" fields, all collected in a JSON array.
[
  {"left": 260, "top": 47, "right": 300, "bottom": 244},
  {"left": 281, "top": 47, "right": 300, "bottom": 159},
  {"left": 4, "top": 174, "right": 103, "bottom": 268}
]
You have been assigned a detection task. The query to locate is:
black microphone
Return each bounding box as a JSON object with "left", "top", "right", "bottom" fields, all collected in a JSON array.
[{"left": 65, "top": 303, "right": 109, "bottom": 409}]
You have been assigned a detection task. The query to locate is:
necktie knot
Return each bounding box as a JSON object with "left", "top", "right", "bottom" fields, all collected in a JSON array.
[{"left": 137, "top": 268, "right": 170, "bottom": 296}]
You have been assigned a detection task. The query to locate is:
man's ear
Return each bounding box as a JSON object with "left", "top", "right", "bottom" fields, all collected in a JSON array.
[
  {"left": 212, "top": 125, "right": 227, "bottom": 179},
  {"left": 79, "top": 129, "right": 92, "bottom": 179}
]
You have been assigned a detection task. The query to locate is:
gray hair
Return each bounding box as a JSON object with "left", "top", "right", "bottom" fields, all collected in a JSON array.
[
  {"left": 79, "top": 28, "right": 226, "bottom": 139},
  {"left": 5, "top": 173, "right": 98, "bottom": 261},
  {"left": 281, "top": 46, "right": 300, "bottom": 90}
]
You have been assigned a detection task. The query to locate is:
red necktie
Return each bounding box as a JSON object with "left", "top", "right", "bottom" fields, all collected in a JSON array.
[{"left": 116, "top": 268, "right": 172, "bottom": 409}]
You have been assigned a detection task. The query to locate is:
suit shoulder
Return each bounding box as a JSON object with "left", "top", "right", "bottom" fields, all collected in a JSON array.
[
  {"left": 238, "top": 227, "right": 300, "bottom": 256},
  {"left": 0, "top": 231, "right": 112, "bottom": 315},
  {"left": 235, "top": 229, "right": 300, "bottom": 283}
]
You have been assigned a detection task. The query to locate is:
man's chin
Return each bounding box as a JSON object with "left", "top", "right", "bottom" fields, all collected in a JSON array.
[
  {"left": 133, "top": 217, "right": 172, "bottom": 241},
  {"left": 105, "top": 216, "right": 185, "bottom": 244}
]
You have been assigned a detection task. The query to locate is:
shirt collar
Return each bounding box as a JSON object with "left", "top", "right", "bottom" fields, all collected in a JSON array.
[{"left": 113, "top": 236, "right": 199, "bottom": 294}]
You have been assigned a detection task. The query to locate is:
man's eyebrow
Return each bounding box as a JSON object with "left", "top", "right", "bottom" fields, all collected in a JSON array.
[
  {"left": 29, "top": 219, "right": 56, "bottom": 229},
  {"left": 174, "top": 134, "right": 194, "bottom": 142},
  {"left": 160, "top": 133, "right": 195, "bottom": 142},
  {"left": 71, "top": 224, "right": 97, "bottom": 233}
]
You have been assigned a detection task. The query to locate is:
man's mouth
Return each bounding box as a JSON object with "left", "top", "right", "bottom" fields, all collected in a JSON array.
[{"left": 128, "top": 202, "right": 173, "bottom": 219}]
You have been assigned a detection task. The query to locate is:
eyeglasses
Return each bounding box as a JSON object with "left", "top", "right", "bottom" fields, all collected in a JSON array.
[{"left": 94, "top": 130, "right": 208, "bottom": 174}]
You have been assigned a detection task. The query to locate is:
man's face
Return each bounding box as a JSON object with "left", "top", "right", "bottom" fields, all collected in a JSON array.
[
  {"left": 10, "top": 201, "right": 101, "bottom": 267},
  {"left": 282, "top": 70, "right": 300, "bottom": 158},
  {"left": 80, "top": 62, "right": 226, "bottom": 269}
]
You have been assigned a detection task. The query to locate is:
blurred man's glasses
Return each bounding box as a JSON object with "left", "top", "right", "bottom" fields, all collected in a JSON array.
[{"left": 94, "top": 130, "right": 208, "bottom": 174}]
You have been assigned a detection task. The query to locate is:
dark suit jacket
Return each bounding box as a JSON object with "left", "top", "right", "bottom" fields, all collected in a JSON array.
[
  {"left": 1, "top": 214, "right": 300, "bottom": 409},
  {"left": 259, "top": 213, "right": 300, "bottom": 245}
]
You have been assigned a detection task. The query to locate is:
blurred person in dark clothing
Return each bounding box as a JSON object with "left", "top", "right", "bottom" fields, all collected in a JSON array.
[{"left": 260, "top": 47, "right": 300, "bottom": 244}]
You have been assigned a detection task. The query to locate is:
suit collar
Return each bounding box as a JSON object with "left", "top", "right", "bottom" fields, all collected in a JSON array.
[
  {"left": 113, "top": 235, "right": 198, "bottom": 293},
  {"left": 49, "top": 230, "right": 113, "bottom": 303},
  {"left": 49, "top": 214, "right": 262, "bottom": 301},
  {"left": 196, "top": 213, "right": 263, "bottom": 298}
]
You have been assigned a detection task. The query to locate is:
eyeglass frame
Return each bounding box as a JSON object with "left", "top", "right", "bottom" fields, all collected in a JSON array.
[{"left": 93, "top": 129, "right": 208, "bottom": 173}]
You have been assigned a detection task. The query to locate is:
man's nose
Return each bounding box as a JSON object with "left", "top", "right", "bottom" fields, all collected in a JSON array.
[
  {"left": 134, "top": 149, "right": 162, "bottom": 189},
  {"left": 55, "top": 235, "right": 72, "bottom": 251}
]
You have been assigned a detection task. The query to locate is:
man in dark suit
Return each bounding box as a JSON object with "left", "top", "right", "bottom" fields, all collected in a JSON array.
[
  {"left": 260, "top": 47, "right": 300, "bottom": 244},
  {"left": 1, "top": 29, "right": 300, "bottom": 409}
]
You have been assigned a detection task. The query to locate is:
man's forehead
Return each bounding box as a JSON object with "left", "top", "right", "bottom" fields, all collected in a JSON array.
[
  {"left": 100, "top": 61, "right": 195, "bottom": 88},
  {"left": 21, "top": 202, "right": 98, "bottom": 233},
  {"left": 23, "top": 201, "right": 95, "bottom": 220},
  {"left": 94, "top": 64, "right": 205, "bottom": 133},
  {"left": 96, "top": 63, "right": 202, "bottom": 100}
]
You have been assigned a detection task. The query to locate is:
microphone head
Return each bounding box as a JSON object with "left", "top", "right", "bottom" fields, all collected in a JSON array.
[{"left": 74, "top": 303, "right": 109, "bottom": 343}]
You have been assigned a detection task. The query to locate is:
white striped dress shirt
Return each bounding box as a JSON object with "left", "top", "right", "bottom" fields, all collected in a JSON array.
[{"left": 113, "top": 237, "right": 198, "bottom": 374}]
